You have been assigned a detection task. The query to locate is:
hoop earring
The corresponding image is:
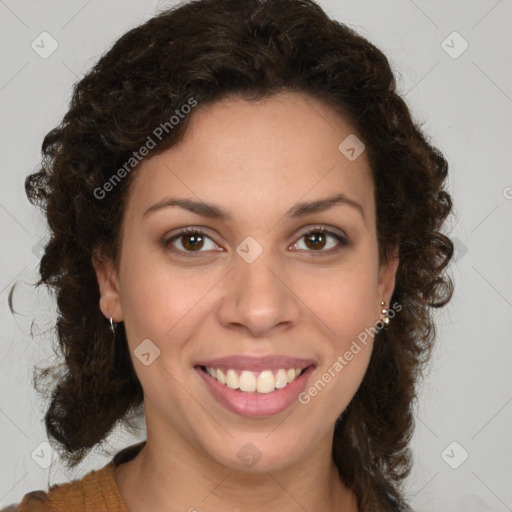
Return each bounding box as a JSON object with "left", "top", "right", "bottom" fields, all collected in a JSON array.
[
  {"left": 380, "top": 301, "right": 390, "bottom": 325},
  {"left": 110, "top": 316, "right": 116, "bottom": 334}
]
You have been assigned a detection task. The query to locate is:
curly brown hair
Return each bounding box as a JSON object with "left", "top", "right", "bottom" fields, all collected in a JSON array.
[{"left": 13, "top": 0, "right": 454, "bottom": 510}]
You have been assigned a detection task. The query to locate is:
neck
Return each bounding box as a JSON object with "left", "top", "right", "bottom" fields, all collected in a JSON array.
[{"left": 115, "top": 423, "right": 357, "bottom": 512}]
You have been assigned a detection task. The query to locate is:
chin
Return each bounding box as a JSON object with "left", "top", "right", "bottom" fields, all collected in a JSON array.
[{"left": 202, "top": 432, "right": 313, "bottom": 474}]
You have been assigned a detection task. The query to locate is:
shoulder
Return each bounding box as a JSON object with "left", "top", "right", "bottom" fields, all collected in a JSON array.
[
  {"left": 1, "top": 441, "right": 145, "bottom": 512},
  {"left": 1, "top": 462, "right": 116, "bottom": 512},
  {"left": 1, "top": 490, "right": 53, "bottom": 512}
]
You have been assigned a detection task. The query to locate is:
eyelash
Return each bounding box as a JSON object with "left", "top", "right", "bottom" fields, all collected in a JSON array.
[{"left": 163, "top": 225, "right": 349, "bottom": 259}]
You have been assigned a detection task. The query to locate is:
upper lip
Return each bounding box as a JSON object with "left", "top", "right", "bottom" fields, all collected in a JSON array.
[{"left": 195, "top": 355, "right": 316, "bottom": 372}]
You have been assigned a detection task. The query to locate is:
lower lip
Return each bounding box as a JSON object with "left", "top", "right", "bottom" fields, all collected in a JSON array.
[{"left": 196, "top": 366, "right": 315, "bottom": 418}]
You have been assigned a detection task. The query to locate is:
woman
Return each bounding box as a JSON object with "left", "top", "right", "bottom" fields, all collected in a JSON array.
[{"left": 4, "top": 0, "right": 453, "bottom": 510}]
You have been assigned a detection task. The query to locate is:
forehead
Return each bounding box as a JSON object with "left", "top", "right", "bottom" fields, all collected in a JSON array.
[{"left": 124, "top": 92, "right": 375, "bottom": 226}]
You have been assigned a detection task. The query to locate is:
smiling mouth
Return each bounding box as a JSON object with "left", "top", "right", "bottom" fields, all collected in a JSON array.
[{"left": 197, "top": 365, "right": 310, "bottom": 394}]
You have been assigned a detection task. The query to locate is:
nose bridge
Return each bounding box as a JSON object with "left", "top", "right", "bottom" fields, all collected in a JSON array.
[{"left": 217, "top": 243, "right": 300, "bottom": 335}]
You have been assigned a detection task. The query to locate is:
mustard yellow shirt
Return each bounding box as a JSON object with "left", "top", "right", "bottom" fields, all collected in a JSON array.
[{"left": 1, "top": 441, "right": 145, "bottom": 512}]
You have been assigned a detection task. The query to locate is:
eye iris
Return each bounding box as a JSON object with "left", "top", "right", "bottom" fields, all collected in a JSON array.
[
  {"left": 305, "top": 232, "right": 326, "bottom": 250},
  {"left": 182, "top": 233, "right": 204, "bottom": 251}
]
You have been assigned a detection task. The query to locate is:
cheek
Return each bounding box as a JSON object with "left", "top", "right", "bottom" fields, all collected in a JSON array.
[
  {"left": 301, "top": 249, "right": 379, "bottom": 400},
  {"left": 117, "top": 257, "right": 205, "bottom": 409},
  {"left": 309, "top": 255, "right": 380, "bottom": 348},
  {"left": 297, "top": 285, "right": 377, "bottom": 428},
  {"left": 316, "top": 289, "right": 376, "bottom": 389},
  {"left": 118, "top": 247, "right": 221, "bottom": 364}
]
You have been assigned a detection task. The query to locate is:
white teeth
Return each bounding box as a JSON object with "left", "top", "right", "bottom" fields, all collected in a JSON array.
[
  {"left": 225, "top": 369, "right": 239, "bottom": 390},
  {"left": 239, "top": 370, "right": 256, "bottom": 392},
  {"left": 204, "top": 366, "right": 306, "bottom": 393},
  {"left": 256, "top": 370, "right": 275, "bottom": 393},
  {"left": 274, "top": 368, "right": 288, "bottom": 389},
  {"left": 216, "top": 369, "right": 226, "bottom": 385}
]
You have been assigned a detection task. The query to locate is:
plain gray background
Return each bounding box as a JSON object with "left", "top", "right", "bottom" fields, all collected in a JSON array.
[{"left": 0, "top": 1, "right": 511, "bottom": 511}]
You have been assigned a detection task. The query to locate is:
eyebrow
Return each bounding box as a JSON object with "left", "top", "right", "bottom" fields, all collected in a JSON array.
[{"left": 143, "top": 193, "right": 365, "bottom": 222}]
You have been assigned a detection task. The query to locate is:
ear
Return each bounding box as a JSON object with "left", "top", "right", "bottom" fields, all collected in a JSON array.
[
  {"left": 92, "top": 249, "right": 123, "bottom": 322},
  {"left": 377, "top": 245, "right": 399, "bottom": 308}
]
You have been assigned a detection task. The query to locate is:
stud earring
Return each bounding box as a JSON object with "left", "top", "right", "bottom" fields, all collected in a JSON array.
[{"left": 381, "top": 301, "right": 390, "bottom": 325}]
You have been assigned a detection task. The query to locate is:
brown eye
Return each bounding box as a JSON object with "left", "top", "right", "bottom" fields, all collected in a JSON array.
[
  {"left": 163, "top": 225, "right": 348, "bottom": 259},
  {"left": 181, "top": 232, "right": 205, "bottom": 251},
  {"left": 292, "top": 227, "right": 348, "bottom": 255},
  {"left": 304, "top": 231, "right": 327, "bottom": 250},
  {"left": 164, "top": 228, "right": 219, "bottom": 257}
]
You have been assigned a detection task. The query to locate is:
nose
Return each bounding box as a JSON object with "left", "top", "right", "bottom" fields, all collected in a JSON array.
[{"left": 216, "top": 249, "right": 301, "bottom": 338}]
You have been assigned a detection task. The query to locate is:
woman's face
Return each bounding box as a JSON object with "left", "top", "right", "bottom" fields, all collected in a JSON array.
[{"left": 95, "top": 91, "right": 398, "bottom": 472}]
